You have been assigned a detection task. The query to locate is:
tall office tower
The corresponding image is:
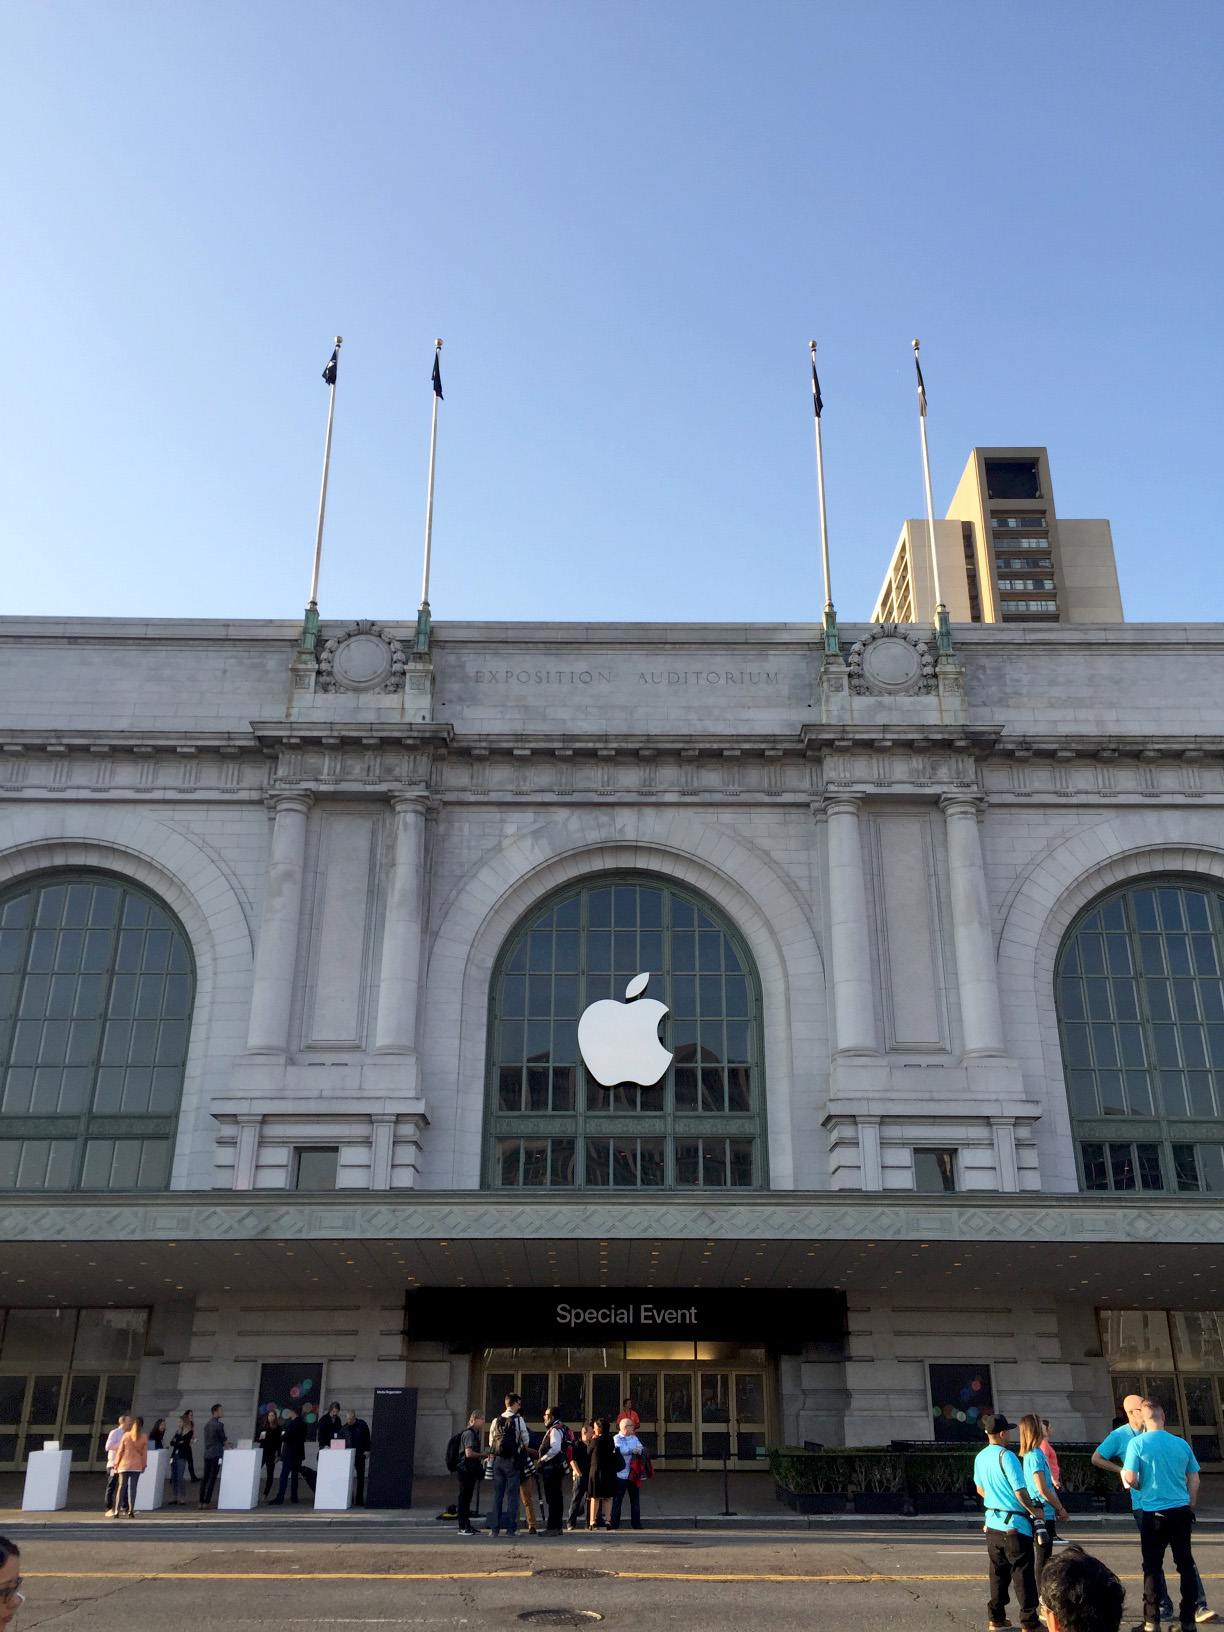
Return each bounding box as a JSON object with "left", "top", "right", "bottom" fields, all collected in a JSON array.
[{"left": 873, "top": 446, "right": 1124, "bottom": 625}]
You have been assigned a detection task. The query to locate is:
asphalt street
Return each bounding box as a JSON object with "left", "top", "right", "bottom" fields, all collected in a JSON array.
[{"left": 8, "top": 1528, "right": 1224, "bottom": 1632}]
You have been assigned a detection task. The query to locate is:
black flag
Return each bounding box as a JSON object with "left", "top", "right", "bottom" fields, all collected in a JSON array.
[
  {"left": 811, "top": 353, "right": 823, "bottom": 419},
  {"left": 432, "top": 349, "right": 443, "bottom": 400},
  {"left": 322, "top": 347, "right": 338, "bottom": 387},
  {"left": 914, "top": 352, "right": 927, "bottom": 417}
]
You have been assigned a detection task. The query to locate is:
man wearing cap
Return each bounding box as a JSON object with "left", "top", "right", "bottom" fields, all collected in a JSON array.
[
  {"left": 1094, "top": 1393, "right": 1214, "bottom": 1625},
  {"left": 974, "top": 1414, "right": 1044, "bottom": 1632}
]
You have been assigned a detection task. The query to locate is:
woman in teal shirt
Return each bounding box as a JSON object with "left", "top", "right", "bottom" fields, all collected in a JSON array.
[{"left": 1019, "top": 1414, "right": 1068, "bottom": 1584}]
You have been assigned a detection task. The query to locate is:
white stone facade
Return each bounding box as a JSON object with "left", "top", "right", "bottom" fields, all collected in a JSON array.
[{"left": 3, "top": 615, "right": 1224, "bottom": 1462}]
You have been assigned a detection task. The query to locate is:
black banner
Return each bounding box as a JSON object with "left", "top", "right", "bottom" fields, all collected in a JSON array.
[{"left": 404, "top": 1287, "right": 845, "bottom": 1351}]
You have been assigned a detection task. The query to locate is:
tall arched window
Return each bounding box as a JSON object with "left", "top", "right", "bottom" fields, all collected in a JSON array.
[
  {"left": 485, "top": 874, "right": 767, "bottom": 1189},
  {"left": 1057, "top": 877, "right": 1224, "bottom": 1193},
  {"left": 0, "top": 871, "right": 194, "bottom": 1192}
]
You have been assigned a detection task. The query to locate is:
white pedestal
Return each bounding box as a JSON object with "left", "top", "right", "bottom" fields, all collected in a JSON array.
[
  {"left": 314, "top": 1445, "right": 355, "bottom": 1510},
  {"left": 22, "top": 1448, "right": 72, "bottom": 1511},
  {"left": 134, "top": 1448, "right": 168, "bottom": 1511},
  {"left": 217, "top": 1447, "right": 262, "bottom": 1510}
]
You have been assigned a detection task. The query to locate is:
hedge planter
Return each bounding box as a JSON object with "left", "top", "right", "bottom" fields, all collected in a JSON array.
[
  {"left": 1060, "top": 1492, "right": 1099, "bottom": 1513},
  {"left": 1106, "top": 1490, "right": 1134, "bottom": 1514},
  {"left": 853, "top": 1491, "right": 908, "bottom": 1514},
  {"left": 776, "top": 1485, "right": 849, "bottom": 1514},
  {"left": 913, "top": 1491, "right": 971, "bottom": 1513}
]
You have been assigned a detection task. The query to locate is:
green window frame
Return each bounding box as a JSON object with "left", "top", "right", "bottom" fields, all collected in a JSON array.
[
  {"left": 484, "top": 873, "right": 767, "bottom": 1190},
  {"left": 0, "top": 870, "right": 195, "bottom": 1192},
  {"left": 1057, "top": 877, "right": 1224, "bottom": 1193}
]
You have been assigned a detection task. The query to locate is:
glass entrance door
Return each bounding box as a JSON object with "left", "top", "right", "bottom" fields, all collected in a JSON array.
[{"left": 0, "top": 1371, "right": 136, "bottom": 1470}]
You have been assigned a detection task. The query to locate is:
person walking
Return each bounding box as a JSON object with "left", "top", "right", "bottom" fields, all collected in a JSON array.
[
  {"left": 1019, "top": 1413, "right": 1068, "bottom": 1585},
  {"left": 488, "top": 1393, "right": 530, "bottom": 1539},
  {"left": 536, "top": 1407, "right": 569, "bottom": 1535},
  {"left": 269, "top": 1404, "right": 308, "bottom": 1504},
  {"left": 587, "top": 1418, "right": 624, "bottom": 1532},
  {"left": 1124, "top": 1398, "right": 1203, "bottom": 1632},
  {"left": 1094, "top": 1394, "right": 1214, "bottom": 1624},
  {"left": 168, "top": 1415, "right": 193, "bottom": 1505},
  {"left": 180, "top": 1410, "right": 198, "bottom": 1484},
  {"left": 256, "top": 1407, "right": 283, "bottom": 1500},
  {"left": 114, "top": 1416, "right": 148, "bottom": 1517},
  {"left": 344, "top": 1409, "right": 372, "bottom": 1506},
  {"left": 0, "top": 1535, "right": 25, "bottom": 1632},
  {"left": 198, "top": 1403, "right": 231, "bottom": 1508},
  {"left": 456, "top": 1411, "right": 485, "bottom": 1536},
  {"left": 973, "top": 1414, "right": 1043, "bottom": 1632},
  {"left": 103, "top": 1413, "right": 132, "bottom": 1516},
  {"left": 611, "top": 1414, "right": 645, "bottom": 1531},
  {"left": 566, "top": 1422, "right": 593, "bottom": 1531}
]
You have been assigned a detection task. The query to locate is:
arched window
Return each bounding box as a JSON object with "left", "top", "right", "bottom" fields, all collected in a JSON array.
[
  {"left": 1057, "top": 877, "right": 1224, "bottom": 1194},
  {"left": 485, "top": 874, "right": 767, "bottom": 1190},
  {"left": 0, "top": 871, "right": 194, "bottom": 1192}
]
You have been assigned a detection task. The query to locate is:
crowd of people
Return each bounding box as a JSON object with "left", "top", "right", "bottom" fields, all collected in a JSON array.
[
  {"left": 975, "top": 1397, "right": 1211, "bottom": 1632},
  {"left": 97, "top": 1398, "right": 373, "bottom": 1513},
  {"left": 454, "top": 1393, "right": 650, "bottom": 1537}
]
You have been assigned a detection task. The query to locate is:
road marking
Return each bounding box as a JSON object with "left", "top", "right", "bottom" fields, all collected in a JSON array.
[{"left": 22, "top": 1569, "right": 1224, "bottom": 1586}]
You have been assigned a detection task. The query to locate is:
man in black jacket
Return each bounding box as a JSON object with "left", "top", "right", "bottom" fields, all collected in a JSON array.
[
  {"left": 344, "top": 1409, "right": 372, "bottom": 1506},
  {"left": 269, "top": 1405, "right": 309, "bottom": 1504},
  {"left": 318, "top": 1401, "right": 346, "bottom": 1451}
]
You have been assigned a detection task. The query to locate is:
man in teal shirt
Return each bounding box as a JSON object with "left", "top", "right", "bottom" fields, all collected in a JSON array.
[
  {"left": 1123, "top": 1399, "right": 1202, "bottom": 1632},
  {"left": 974, "top": 1414, "right": 1043, "bottom": 1632},
  {"left": 1094, "top": 1395, "right": 1212, "bottom": 1625}
]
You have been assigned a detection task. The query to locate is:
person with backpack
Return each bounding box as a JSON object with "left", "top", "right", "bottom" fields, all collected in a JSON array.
[
  {"left": 536, "top": 1407, "right": 570, "bottom": 1534},
  {"left": 488, "top": 1393, "right": 530, "bottom": 1538},
  {"left": 450, "top": 1411, "right": 485, "bottom": 1536}
]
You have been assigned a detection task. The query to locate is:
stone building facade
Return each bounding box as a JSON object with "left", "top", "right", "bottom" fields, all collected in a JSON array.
[{"left": 2, "top": 613, "right": 1224, "bottom": 1477}]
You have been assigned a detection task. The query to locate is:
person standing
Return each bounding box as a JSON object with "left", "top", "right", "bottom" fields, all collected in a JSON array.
[
  {"left": 344, "top": 1409, "right": 372, "bottom": 1506},
  {"left": 588, "top": 1418, "right": 624, "bottom": 1532},
  {"left": 102, "top": 1413, "right": 132, "bottom": 1516},
  {"left": 566, "top": 1422, "right": 593, "bottom": 1532},
  {"left": 256, "top": 1408, "right": 283, "bottom": 1500},
  {"left": 168, "top": 1415, "right": 193, "bottom": 1505},
  {"left": 318, "top": 1401, "right": 345, "bottom": 1451},
  {"left": 1019, "top": 1413, "right": 1068, "bottom": 1585},
  {"left": 1093, "top": 1393, "right": 1213, "bottom": 1624},
  {"left": 148, "top": 1419, "right": 166, "bottom": 1451},
  {"left": 198, "top": 1403, "right": 231, "bottom": 1508},
  {"left": 114, "top": 1417, "right": 148, "bottom": 1517},
  {"left": 973, "top": 1414, "right": 1043, "bottom": 1632},
  {"left": 456, "top": 1411, "right": 485, "bottom": 1536},
  {"left": 1124, "top": 1398, "right": 1202, "bottom": 1632},
  {"left": 180, "top": 1410, "right": 198, "bottom": 1484},
  {"left": 536, "top": 1407, "right": 569, "bottom": 1535},
  {"left": 1040, "top": 1419, "right": 1062, "bottom": 1490},
  {"left": 269, "top": 1405, "right": 308, "bottom": 1504},
  {"left": 611, "top": 1414, "right": 645, "bottom": 1531},
  {"left": 488, "top": 1393, "right": 530, "bottom": 1539},
  {"left": 619, "top": 1398, "right": 641, "bottom": 1432}
]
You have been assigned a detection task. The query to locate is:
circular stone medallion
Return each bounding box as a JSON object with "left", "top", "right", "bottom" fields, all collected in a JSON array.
[
  {"left": 861, "top": 635, "right": 921, "bottom": 690},
  {"left": 332, "top": 633, "right": 393, "bottom": 689}
]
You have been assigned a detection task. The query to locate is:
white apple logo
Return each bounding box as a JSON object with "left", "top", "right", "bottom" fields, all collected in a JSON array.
[{"left": 578, "top": 971, "right": 673, "bottom": 1088}]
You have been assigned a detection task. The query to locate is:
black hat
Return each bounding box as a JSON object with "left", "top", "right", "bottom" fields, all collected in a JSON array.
[{"left": 984, "top": 1414, "right": 1014, "bottom": 1435}]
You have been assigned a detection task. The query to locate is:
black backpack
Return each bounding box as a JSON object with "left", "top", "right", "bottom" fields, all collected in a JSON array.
[{"left": 445, "top": 1431, "right": 464, "bottom": 1474}]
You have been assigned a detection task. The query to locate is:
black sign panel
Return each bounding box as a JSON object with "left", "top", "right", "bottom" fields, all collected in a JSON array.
[{"left": 404, "top": 1287, "right": 845, "bottom": 1352}]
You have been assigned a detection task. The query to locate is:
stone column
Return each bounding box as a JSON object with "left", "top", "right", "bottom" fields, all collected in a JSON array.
[
  {"left": 233, "top": 1115, "right": 262, "bottom": 1191},
  {"left": 821, "top": 794, "right": 878, "bottom": 1055},
  {"left": 374, "top": 793, "right": 429, "bottom": 1053},
  {"left": 245, "top": 791, "right": 313, "bottom": 1054},
  {"left": 858, "top": 1116, "right": 883, "bottom": 1190},
  {"left": 370, "top": 1115, "right": 396, "bottom": 1190},
  {"left": 940, "top": 792, "right": 1006, "bottom": 1057}
]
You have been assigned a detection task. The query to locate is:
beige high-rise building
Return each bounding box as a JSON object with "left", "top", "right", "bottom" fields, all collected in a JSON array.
[{"left": 873, "top": 446, "right": 1124, "bottom": 625}]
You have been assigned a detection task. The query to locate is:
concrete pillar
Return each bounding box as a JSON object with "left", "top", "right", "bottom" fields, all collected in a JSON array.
[
  {"left": 940, "top": 792, "right": 1006, "bottom": 1057},
  {"left": 233, "top": 1116, "right": 262, "bottom": 1190},
  {"left": 374, "top": 794, "right": 429, "bottom": 1053},
  {"left": 370, "top": 1115, "right": 396, "bottom": 1190},
  {"left": 821, "top": 794, "right": 878, "bottom": 1055},
  {"left": 245, "top": 791, "right": 313, "bottom": 1053},
  {"left": 992, "top": 1118, "right": 1020, "bottom": 1192},
  {"left": 858, "top": 1116, "right": 883, "bottom": 1190}
]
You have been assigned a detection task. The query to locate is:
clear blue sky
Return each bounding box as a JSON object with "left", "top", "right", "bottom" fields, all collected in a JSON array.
[{"left": 2, "top": 0, "right": 1221, "bottom": 626}]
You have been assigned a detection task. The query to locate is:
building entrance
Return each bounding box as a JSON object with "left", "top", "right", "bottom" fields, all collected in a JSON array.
[{"left": 478, "top": 1345, "right": 770, "bottom": 1468}]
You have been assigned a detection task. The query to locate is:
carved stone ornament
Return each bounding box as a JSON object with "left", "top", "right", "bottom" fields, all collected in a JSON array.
[
  {"left": 316, "top": 621, "right": 408, "bottom": 693},
  {"left": 847, "top": 624, "right": 936, "bottom": 696}
]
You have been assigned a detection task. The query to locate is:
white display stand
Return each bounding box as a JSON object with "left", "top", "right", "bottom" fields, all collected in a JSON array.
[
  {"left": 22, "top": 1446, "right": 72, "bottom": 1511},
  {"left": 134, "top": 1447, "right": 168, "bottom": 1511},
  {"left": 217, "top": 1447, "right": 262, "bottom": 1510},
  {"left": 313, "top": 1444, "right": 355, "bottom": 1510}
]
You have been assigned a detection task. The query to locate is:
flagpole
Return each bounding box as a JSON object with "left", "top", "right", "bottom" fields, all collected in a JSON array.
[
  {"left": 301, "top": 335, "right": 342, "bottom": 657},
  {"left": 913, "top": 339, "right": 952, "bottom": 656},
  {"left": 810, "top": 342, "right": 838, "bottom": 655},
  {"left": 414, "top": 338, "right": 442, "bottom": 654}
]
